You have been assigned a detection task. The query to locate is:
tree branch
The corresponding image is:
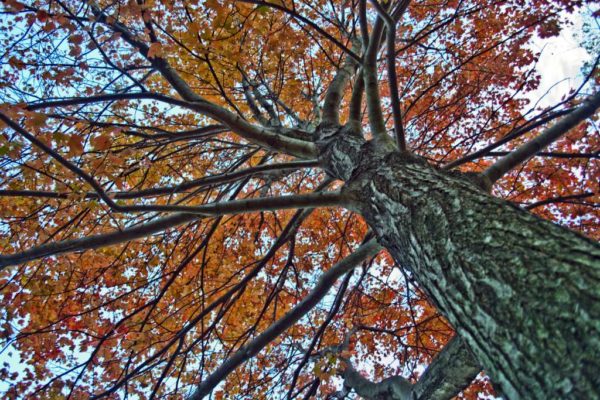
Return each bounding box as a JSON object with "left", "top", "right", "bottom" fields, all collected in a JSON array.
[
  {"left": 0, "top": 110, "right": 122, "bottom": 210},
  {"left": 321, "top": 41, "right": 361, "bottom": 126},
  {"left": 485, "top": 151, "right": 598, "bottom": 159},
  {"left": 241, "top": 76, "right": 271, "bottom": 126},
  {"left": 525, "top": 191, "right": 596, "bottom": 210},
  {"left": 237, "top": 0, "right": 361, "bottom": 63},
  {"left": 349, "top": 68, "right": 366, "bottom": 124},
  {"left": 442, "top": 108, "right": 574, "bottom": 170},
  {"left": 341, "top": 335, "right": 480, "bottom": 400},
  {"left": 0, "top": 213, "right": 198, "bottom": 270},
  {"left": 361, "top": 8, "right": 395, "bottom": 148},
  {"left": 481, "top": 92, "right": 600, "bottom": 186},
  {"left": 0, "top": 160, "right": 319, "bottom": 200},
  {"left": 189, "top": 238, "right": 382, "bottom": 400},
  {"left": 25, "top": 92, "right": 318, "bottom": 158},
  {"left": 0, "top": 191, "right": 343, "bottom": 270},
  {"left": 367, "top": 0, "right": 405, "bottom": 150},
  {"left": 111, "top": 191, "right": 345, "bottom": 215},
  {"left": 84, "top": 1, "right": 317, "bottom": 158},
  {"left": 412, "top": 335, "right": 481, "bottom": 400}
]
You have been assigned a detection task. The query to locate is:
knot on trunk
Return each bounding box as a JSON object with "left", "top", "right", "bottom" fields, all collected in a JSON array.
[{"left": 314, "top": 123, "right": 365, "bottom": 181}]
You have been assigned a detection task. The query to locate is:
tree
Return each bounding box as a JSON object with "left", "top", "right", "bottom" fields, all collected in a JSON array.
[{"left": 0, "top": 0, "right": 598, "bottom": 398}]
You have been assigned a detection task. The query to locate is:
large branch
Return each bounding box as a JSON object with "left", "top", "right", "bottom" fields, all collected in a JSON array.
[
  {"left": 0, "top": 213, "right": 198, "bottom": 270},
  {"left": 481, "top": 92, "right": 600, "bottom": 186},
  {"left": 349, "top": 68, "right": 366, "bottom": 123},
  {"left": 25, "top": 92, "right": 317, "bottom": 159},
  {"left": 84, "top": 1, "right": 317, "bottom": 159},
  {"left": 341, "top": 361, "right": 413, "bottom": 400},
  {"left": 0, "top": 160, "right": 319, "bottom": 200},
  {"left": 412, "top": 336, "right": 481, "bottom": 400},
  {"left": 367, "top": 0, "right": 406, "bottom": 150},
  {"left": 188, "top": 238, "right": 382, "bottom": 400},
  {"left": 0, "top": 192, "right": 343, "bottom": 270},
  {"left": 110, "top": 191, "right": 344, "bottom": 215},
  {"left": 321, "top": 41, "right": 361, "bottom": 126},
  {"left": 361, "top": 11, "right": 390, "bottom": 143},
  {"left": 341, "top": 335, "right": 480, "bottom": 400},
  {"left": 358, "top": 5, "right": 396, "bottom": 149}
]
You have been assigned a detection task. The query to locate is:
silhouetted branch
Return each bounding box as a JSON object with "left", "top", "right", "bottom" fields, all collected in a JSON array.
[
  {"left": 481, "top": 92, "right": 600, "bottom": 186},
  {"left": 189, "top": 238, "right": 382, "bottom": 399}
]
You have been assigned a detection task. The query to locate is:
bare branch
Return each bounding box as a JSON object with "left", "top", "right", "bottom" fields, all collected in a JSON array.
[
  {"left": 0, "top": 160, "right": 320, "bottom": 200},
  {"left": 485, "top": 151, "right": 598, "bottom": 159},
  {"left": 525, "top": 192, "right": 596, "bottom": 210},
  {"left": 442, "top": 108, "right": 575, "bottom": 170},
  {"left": 110, "top": 191, "right": 345, "bottom": 215},
  {"left": 481, "top": 92, "right": 600, "bottom": 186},
  {"left": 189, "top": 238, "right": 382, "bottom": 400},
  {"left": 362, "top": 13, "right": 388, "bottom": 141},
  {"left": 0, "top": 190, "right": 343, "bottom": 271},
  {"left": 321, "top": 40, "right": 361, "bottom": 126},
  {"left": 360, "top": 7, "right": 395, "bottom": 148},
  {"left": 25, "top": 92, "right": 318, "bottom": 158},
  {"left": 367, "top": 0, "right": 405, "bottom": 150},
  {"left": 0, "top": 213, "right": 198, "bottom": 270},
  {"left": 321, "top": 57, "right": 360, "bottom": 126},
  {"left": 349, "top": 68, "right": 366, "bottom": 123}
]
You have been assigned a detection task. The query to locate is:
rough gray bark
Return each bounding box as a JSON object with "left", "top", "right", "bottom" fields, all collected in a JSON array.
[
  {"left": 341, "top": 335, "right": 480, "bottom": 400},
  {"left": 412, "top": 336, "right": 481, "bottom": 400},
  {"left": 315, "top": 125, "right": 600, "bottom": 399}
]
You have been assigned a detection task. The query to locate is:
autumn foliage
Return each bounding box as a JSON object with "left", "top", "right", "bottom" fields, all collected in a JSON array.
[{"left": 0, "top": 0, "right": 598, "bottom": 399}]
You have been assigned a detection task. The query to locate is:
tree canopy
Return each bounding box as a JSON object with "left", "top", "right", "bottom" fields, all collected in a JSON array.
[{"left": 0, "top": 0, "right": 598, "bottom": 399}]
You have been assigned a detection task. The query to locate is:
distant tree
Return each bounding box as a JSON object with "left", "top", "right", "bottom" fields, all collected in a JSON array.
[{"left": 0, "top": 0, "right": 598, "bottom": 399}]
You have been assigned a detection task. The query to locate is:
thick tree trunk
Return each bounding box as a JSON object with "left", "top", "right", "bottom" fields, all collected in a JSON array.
[{"left": 317, "top": 127, "right": 600, "bottom": 399}]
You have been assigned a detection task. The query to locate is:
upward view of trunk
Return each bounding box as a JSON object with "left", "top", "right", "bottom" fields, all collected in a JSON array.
[
  {"left": 316, "top": 126, "right": 600, "bottom": 399},
  {"left": 2, "top": 2, "right": 599, "bottom": 399}
]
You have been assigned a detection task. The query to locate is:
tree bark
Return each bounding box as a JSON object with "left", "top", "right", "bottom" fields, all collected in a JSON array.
[
  {"left": 412, "top": 336, "right": 481, "bottom": 400},
  {"left": 342, "top": 335, "right": 481, "bottom": 400},
  {"left": 316, "top": 126, "right": 600, "bottom": 399}
]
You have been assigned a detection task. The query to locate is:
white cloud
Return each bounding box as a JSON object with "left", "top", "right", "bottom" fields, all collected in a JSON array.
[{"left": 527, "top": 11, "right": 592, "bottom": 109}]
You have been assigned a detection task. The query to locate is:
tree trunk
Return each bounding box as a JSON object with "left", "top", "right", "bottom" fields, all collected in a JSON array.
[{"left": 318, "top": 127, "right": 600, "bottom": 399}]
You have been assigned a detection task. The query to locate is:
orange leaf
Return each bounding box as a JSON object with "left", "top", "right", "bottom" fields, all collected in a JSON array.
[{"left": 147, "top": 42, "right": 162, "bottom": 59}]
